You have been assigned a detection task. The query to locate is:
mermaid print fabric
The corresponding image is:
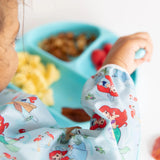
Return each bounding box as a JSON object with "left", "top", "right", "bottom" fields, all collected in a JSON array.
[{"left": 0, "top": 64, "right": 140, "bottom": 160}]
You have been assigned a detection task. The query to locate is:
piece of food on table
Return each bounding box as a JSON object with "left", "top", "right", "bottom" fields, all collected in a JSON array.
[
  {"left": 152, "top": 137, "right": 160, "bottom": 160},
  {"left": 62, "top": 107, "right": 91, "bottom": 122},
  {"left": 11, "top": 52, "right": 60, "bottom": 106},
  {"left": 39, "top": 32, "right": 96, "bottom": 61},
  {"left": 91, "top": 43, "right": 112, "bottom": 70}
]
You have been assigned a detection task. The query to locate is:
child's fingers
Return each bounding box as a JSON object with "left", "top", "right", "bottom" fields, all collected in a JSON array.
[
  {"left": 127, "top": 37, "right": 153, "bottom": 61},
  {"left": 134, "top": 58, "right": 145, "bottom": 68},
  {"left": 145, "top": 40, "right": 153, "bottom": 62},
  {"left": 130, "top": 33, "right": 153, "bottom": 62},
  {"left": 139, "top": 39, "right": 153, "bottom": 62},
  {"left": 143, "top": 49, "right": 153, "bottom": 62},
  {"left": 130, "top": 32, "right": 152, "bottom": 43}
]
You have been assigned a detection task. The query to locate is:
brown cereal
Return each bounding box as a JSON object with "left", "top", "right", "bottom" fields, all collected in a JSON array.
[
  {"left": 76, "top": 34, "right": 87, "bottom": 51},
  {"left": 40, "top": 32, "right": 96, "bottom": 61},
  {"left": 66, "top": 32, "right": 74, "bottom": 40}
]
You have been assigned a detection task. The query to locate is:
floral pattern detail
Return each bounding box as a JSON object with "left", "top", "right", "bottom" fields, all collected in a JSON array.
[
  {"left": 95, "top": 146, "right": 105, "bottom": 154},
  {"left": 85, "top": 93, "right": 96, "bottom": 100}
]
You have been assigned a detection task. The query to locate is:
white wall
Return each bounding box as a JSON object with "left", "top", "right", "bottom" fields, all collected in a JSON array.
[{"left": 20, "top": 1, "right": 160, "bottom": 159}]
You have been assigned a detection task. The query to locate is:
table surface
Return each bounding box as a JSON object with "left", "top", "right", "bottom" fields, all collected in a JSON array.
[{"left": 20, "top": 0, "right": 160, "bottom": 159}]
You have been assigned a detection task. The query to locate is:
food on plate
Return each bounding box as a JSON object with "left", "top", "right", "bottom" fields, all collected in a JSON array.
[
  {"left": 62, "top": 107, "right": 91, "bottom": 122},
  {"left": 40, "top": 32, "right": 96, "bottom": 61},
  {"left": 11, "top": 52, "right": 60, "bottom": 106},
  {"left": 103, "top": 43, "right": 112, "bottom": 54},
  {"left": 91, "top": 43, "right": 112, "bottom": 70},
  {"left": 91, "top": 49, "right": 106, "bottom": 70}
]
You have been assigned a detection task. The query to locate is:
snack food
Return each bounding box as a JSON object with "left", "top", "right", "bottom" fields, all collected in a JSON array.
[
  {"left": 91, "top": 49, "right": 106, "bottom": 70},
  {"left": 103, "top": 43, "right": 112, "bottom": 54},
  {"left": 40, "top": 32, "right": 96, "bottom": 61},
  {"left": 152, "top": 137, "right": 160, "bottom": 160},
  {"left": 11, "top": 52, "right": 60, "bottom": 106},
  {"left": 91, "top": 43, "right": 112, "bottom": 70},
  {"left": 62, "top": 107, "right": 91, "bottom": 122}
]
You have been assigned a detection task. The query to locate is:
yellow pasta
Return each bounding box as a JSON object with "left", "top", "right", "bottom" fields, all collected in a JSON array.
[
  {"left": 12, "top": 73, "right": 27, "bottom": 87},
  {"left": 11, "top": 52, "right": 60, "bottom": 106},
  {"left": 45, "top": 64, "right": 60, "bottom": 85},
  {"left": 40, "top": 89, "right": 54, "bottom": 106},
  {"left": 30, "top": 69, "right": 48, "bottom": 91},
  {"left": 22, "top": 80, "right": 37, "bottom": 95},
  {"left": 28, "top": 55, "right": 41, "bottom": 68},
  {"left": 36, "top": 63, "right": 46, "bottom": 75}
]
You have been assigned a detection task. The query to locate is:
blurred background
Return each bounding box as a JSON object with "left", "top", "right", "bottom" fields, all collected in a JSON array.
[{"left": 18, "top": 0, "right": 160, "bottom": 159}]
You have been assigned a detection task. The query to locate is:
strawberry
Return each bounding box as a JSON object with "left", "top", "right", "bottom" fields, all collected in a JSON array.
[
  {"left": 95, "top": 65, "right": 102, "bottom": 71},
  {"left": 91, "top": 49, "right": 106, "bottom": 66},
  {"left": 103, "top": 43, "right": 112, "bottom": 55}
]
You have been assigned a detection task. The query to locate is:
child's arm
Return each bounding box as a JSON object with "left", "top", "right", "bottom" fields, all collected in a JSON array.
[{"left": 81, "top": 32, "right": 153, "bottom": 159}]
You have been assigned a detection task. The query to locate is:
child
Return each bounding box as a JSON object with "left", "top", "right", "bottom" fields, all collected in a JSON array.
[{"left": 0, "top": 0, "right": 153, "bottom": 160}]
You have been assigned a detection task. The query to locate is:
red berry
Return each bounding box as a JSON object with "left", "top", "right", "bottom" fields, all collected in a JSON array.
[
  {"left": 91, "top": 49, "right": 106, "bottom": 66},
  {"left": 103, "top": 43, "right": 112, "bottom": 55},
  {"left": 96, "top": 65, "right": 102, "bottom": 71}
]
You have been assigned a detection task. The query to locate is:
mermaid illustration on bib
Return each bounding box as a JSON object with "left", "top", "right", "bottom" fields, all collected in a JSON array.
[{"left": 99, "top": 105, "right": 128, "bottom": 143}]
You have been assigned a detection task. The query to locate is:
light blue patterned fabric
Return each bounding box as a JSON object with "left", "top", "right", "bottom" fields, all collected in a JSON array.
[{"left": 0, "top": 65, "right": 140, "bottom": 160}]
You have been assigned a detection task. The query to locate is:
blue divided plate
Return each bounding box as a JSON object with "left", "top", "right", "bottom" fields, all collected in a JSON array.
[{"left": 7, "top": 22, "right": 137, "bottom": 129}]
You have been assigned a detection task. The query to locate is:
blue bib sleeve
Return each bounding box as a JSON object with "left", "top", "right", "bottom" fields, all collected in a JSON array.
[
  {"left": 81, "top": 64, "right": 140, "bottom": 159},
  {"left": 0, "top": 64, "right": 140, "bottom": 160}
]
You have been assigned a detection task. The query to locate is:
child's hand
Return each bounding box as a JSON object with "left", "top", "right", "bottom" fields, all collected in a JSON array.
[{"left": 103, "top": 32, "right": 153, "bottom": 74}]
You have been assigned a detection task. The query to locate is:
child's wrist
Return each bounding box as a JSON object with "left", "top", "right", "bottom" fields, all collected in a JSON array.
[
  {"left": 103, "top": 58, "right": 128, "bottom": 73},
  {"left": 98, "top": 64, "right": 129, "bottom": 75}
]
